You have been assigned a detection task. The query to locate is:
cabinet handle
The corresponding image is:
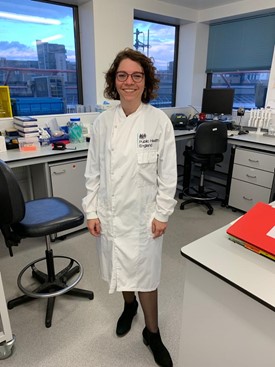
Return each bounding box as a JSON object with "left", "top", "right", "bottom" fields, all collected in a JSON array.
[
  {"left": 248, "top": 158, "right": 259, "bottom": 163},
  {"left": 243, "top": 196, "right": 253, "bottom": 201},
  {"left": 246, "top": 174, "right": 257, "bottom": 178},
  {"left": 53, "top": 170, "right": 66, "bottom": 175}
]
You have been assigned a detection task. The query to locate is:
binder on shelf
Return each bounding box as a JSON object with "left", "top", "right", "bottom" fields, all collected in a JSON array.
[{"left": 226, "top": 202, "right": 275, "bottom": 259}]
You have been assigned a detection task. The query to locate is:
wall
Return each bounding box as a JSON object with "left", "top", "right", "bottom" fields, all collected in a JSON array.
[{"left": 176, "top": 22, "right": 209, "bottom": 109}]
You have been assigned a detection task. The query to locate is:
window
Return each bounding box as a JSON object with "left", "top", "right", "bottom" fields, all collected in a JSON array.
[
  {"left": 207, "top": 71, "right": 270, "bottom": 109},
  {"left": 206, "top": 14, "right": 275, "bottom": 110},
  {"left": 133, "top": 18, "right": 178, "bottom": 108},
  {"left": 0, "top": 0, "right": 82, "bottom": 116}
]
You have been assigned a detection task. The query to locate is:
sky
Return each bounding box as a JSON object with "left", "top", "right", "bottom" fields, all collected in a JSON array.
[
  {"left": 0, "top": 0, "right": 176, "bottom": 70},
  {"left": 133, "top": 19, "right": 176, "bottom": 70},
  {"left": 0, "top": 0, "right": 76, "bottom": 62}
]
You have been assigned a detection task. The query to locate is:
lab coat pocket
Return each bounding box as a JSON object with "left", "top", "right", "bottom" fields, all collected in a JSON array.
[{"left": 137, "top": 151, "right": 158, "bottom": 187}]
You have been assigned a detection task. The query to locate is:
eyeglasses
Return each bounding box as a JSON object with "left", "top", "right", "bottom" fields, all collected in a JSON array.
[{"left": 116, "top": 71, "right": 144, "bottom": 83}]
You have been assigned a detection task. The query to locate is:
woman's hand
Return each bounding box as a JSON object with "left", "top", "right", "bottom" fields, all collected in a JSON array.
[
  {"left": 151, "top": 218, "right": 168, "bottom": 238},
  {"left": 87, "top": 218, "right": 101, "bottom": 237}
]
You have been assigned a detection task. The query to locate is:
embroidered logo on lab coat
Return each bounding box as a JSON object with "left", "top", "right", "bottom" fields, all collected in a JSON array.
[{"left": 138, "top": 133, "right": 159, "bottom": 149}]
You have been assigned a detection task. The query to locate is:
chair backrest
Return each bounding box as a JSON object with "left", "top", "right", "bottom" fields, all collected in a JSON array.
[
  {"left": 194, "top": 121, "right": 228, "bottom": 155},
  {"left": 0, "top": 160, "right": 25, "bottom": 225}
]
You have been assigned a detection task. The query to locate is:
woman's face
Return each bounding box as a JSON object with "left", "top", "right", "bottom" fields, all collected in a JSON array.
[{"left": 115, "top": 58, "right": 145, "bottom": 106}]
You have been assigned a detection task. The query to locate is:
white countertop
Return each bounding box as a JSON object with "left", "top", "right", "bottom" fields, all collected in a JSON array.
[
  {"left": 181, "top": 217, "right": 275, "bottom": 310},
  {"left": 0, "top": 142, "right": 89, "bottom": 167},
  {"left": 228, "top": 131, "right": 275, "bottom": 151}
]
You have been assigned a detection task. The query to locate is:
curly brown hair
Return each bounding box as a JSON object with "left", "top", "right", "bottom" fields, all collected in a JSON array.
[{"left": 104, "top": 48, "right": 159, "bottom": 103}]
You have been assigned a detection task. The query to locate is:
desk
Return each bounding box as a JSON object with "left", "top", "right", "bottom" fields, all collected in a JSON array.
[
  {"left": 175, "top": 131, "right": 275, "bottom": 208},
  {"left": 1, "top": 131, "right": 194, "bottom": 169},
  {"left": 2, "top": 129, "right": 273, "bottom": 215},
  {"left": 0, "top": 142, "right": 89, "bottom": 169},
  {"left": 174, "top": 129, "right": 195, "bottom": 142},
  {"left": 179, "top": 218, "right": 275, "bottom": 367},
  {"left": 228, "top": 132, "right": 275, "bottom": 153},
  {"left": 0, "top": 143, "right": 90, "bottom": 238}
]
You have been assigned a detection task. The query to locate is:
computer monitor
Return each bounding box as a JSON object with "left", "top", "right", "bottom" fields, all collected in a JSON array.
[{"left": 201, "top": 88, "right": 235, "bottom": 116}]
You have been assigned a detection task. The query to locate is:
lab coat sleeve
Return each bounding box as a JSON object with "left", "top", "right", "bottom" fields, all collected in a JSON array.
[
  {"left": 155, "top": 116, "right": 178, "bottom": 222},
  {"left": 82, "top": 118, "right": 101, "bottom": 219}
]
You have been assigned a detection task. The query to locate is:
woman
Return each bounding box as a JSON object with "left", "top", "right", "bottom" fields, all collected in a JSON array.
[{"left": 82, "top": 48, "right": 177, "bottom": 367}]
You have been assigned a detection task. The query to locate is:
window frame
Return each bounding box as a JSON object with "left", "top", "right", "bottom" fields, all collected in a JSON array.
[
  {"left": 36, "top": 0, "right": 83, "bottom": 104},
  {"left": 0, "top": 0, "right": 83, "bottom": 116},
  {"left": 134, "top": 17, "right": 179, "bottom": 108}
]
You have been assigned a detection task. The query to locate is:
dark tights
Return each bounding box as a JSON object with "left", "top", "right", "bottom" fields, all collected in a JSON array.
[{"left": 122, "top": 290, "right": 158, "bottom": 333}]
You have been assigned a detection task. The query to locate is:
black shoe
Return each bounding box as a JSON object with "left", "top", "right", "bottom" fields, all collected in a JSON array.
[
  {"left": 142, "top": 327, "right": 173, "bottom": 367},
  {"left": 116, "top": 298, "right": 138, "bottom": 336}
]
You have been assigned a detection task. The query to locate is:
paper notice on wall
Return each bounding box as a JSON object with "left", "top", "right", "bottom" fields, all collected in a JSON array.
[{"left": 265, "top": 46, "right": 275, "bottom": 109}]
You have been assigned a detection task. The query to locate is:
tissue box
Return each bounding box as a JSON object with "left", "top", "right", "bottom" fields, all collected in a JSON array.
[{"left": 18, "top": 137, "right": 40, "bottom": 152}]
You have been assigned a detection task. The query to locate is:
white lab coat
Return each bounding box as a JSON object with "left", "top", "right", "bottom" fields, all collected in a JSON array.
[{"left": 82, "top": 103, "right": 177, "bottom": 293}]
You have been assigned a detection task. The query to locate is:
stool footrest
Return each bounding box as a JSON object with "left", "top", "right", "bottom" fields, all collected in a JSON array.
[
  {"left": 17, "top": 255, "right": 83, "bottom": 298},
  {"left": 7, "top": 254, "right": 94, "bottom": 328}
]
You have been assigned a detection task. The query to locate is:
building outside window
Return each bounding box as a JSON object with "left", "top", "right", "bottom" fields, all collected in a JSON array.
[
  {"left": 208, "top": 71, "right": 270, "bottom": 110},
  {"left": 133, "top": 18, "right": 178, "bottom": 108},
  {"left": 0, "top": 0, "right": 81, "bottom": 116},
  {"left": 206, "top": 14, "right": 274, "bottom": 111}
]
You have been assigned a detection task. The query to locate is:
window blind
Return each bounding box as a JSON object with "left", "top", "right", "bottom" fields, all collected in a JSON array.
[{"left": 206, "top": 14, "right": 275, "bottom": 72}]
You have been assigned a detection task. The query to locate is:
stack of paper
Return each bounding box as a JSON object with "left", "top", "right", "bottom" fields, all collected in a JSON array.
[{"left": 226, "top": 202, "right": 275, "bottom": 261}]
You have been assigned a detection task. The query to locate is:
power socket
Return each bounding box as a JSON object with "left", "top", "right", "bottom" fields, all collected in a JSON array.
[{"left": 237, "top": 107, "right": 245, "bottom": 116}]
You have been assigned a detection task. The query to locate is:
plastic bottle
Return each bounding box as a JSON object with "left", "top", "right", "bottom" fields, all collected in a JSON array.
[{"left": 68, "top": 117, "right": 84, "bottom": 143}]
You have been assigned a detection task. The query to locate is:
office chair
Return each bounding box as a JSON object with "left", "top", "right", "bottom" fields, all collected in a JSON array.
[
  {"left": 180, "top": 121, "right": 228, "bottom": 215},
  {"left": 0, "top": 160, "right": 94, "bottom": 328}
]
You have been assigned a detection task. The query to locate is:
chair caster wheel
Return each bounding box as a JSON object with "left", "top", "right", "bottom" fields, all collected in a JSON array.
[
  {"left": 0, "top": 335, "right": 16, "bottom": 360},
  {"left": 180, "top": 203, "right": 185, "bottom": 210},
  {"left": 207, "top": 209, "right": 213, "bottom": 215}
]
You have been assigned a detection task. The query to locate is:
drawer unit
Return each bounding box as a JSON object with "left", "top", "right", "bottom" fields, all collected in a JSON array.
[
  {"left": 229, "top": 179, "right": 271, "bottom": 212},
  {"left": 234, "top": 148, "right": 275, "bottom": 171},
  {"left": 229, "top": 147, "right": 275, "bottom": 212}
]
